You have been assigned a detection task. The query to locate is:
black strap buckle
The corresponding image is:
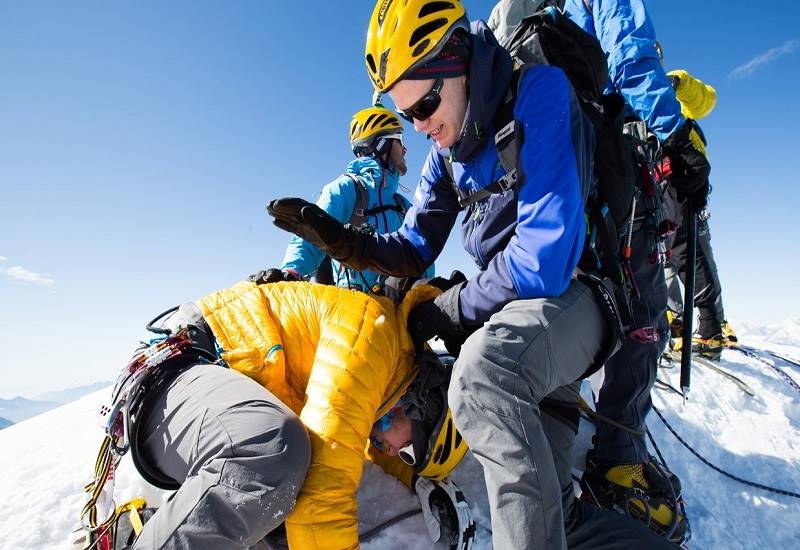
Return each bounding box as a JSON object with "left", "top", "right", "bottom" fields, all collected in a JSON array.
[{"left": 497, "top": 169, "right": 518, "bottom": 191}]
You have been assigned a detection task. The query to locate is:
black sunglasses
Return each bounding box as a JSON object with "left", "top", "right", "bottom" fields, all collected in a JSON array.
[{"left": 396, "top": 78, "right": 443, "bottom": 123}]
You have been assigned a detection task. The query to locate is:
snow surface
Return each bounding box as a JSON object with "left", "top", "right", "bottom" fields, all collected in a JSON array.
[{"left": 1, "top": 324, "right": 799, "bottom": 549}]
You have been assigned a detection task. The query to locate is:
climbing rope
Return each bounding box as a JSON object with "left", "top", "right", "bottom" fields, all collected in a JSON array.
[{"left": 651, "top": 405, "right": 800, "bottom": 499}]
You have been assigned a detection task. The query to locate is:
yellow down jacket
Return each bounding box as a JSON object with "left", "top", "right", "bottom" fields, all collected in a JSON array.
[
  {"left": 668, "top": 69, "right": 717, "bottom": 120},
  {"left": 196, "top": 281, "right": 437, "bottom": 550}
]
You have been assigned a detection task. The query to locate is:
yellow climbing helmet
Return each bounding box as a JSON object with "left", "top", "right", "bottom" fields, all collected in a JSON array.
[
  {"left": 349, "top": 105, "right": 403, "bottom": 153},
  {"left": 398, "top": 352, "right": 468, "bottom": 481},
  {"left": 404, "top": 405, "right": 467, "bottom": 480},
  {"left": 365, "top": 0, "right": 469, "bottom": 92}
]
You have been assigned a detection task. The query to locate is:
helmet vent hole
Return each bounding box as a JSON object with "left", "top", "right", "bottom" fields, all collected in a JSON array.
[
  {"left": 365, "top": 114, "right": 379, "bottom": 128},
  {"left": 418, "top": 2, "right": 455, "bottom": 18},
  {"left": 436, "top": 422, "right": 453, "bottom": 464},
  {"left": 412, "top": 38, "right": 431, "bottom": 58},
  {"left": 366, "top": 53, "right": 377, "bottom": 74},
  {"left": 379, "top": 117, "right": 397, "bottom": 128},
  {"left": 434, "top": 444, "right": 444, "bottom": 464},
  {"left": 373, "top": 113, "right": 389, "bottom": 128},
  {"left": 410, "top": 19, "right": 447, "bottom": 49},
  {"left": 454, "top": 430, "right": 462, "bottom": 447}
]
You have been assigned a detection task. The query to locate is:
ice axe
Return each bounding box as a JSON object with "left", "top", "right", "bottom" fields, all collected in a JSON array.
[{"left": 680, "top": 196, "right": 698, "bottom": 400}]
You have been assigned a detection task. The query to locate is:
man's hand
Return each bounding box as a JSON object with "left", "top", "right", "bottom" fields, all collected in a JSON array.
[
  {"left": 407, "top": 273, "right": 467, "bottom": 354},
  {"left": 414, "top": 477, "right": 475, "bottom": 550},
  {"left": 663, "top": 121, "right": 711, "bottom": 212},
  {"left": 268, "top": 198, "right": 345, "bottom": 250},
  {"left": 268, "top": 198, "right": 375, "bottom": 271},
  {"left": 247, "top": 268, "right": 299, "bottom": 285}
]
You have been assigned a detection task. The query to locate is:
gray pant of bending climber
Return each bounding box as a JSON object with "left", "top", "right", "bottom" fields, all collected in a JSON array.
[
  {"left": 448, "top": 280, "right": 672, "bottom": 549},
  {"left": 594, "top": 224, "right": 669, "bottom": 464},
  {"left": 132, "top": 364, "right": 311, "bottom": 550}
]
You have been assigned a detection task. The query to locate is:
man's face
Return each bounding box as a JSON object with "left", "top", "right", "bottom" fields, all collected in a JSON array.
[
  {"left": 389, "top": 138, "right": 407, "bottom": 176},
  {"left": 372, "top": 407, "right": 412, "bottom": 456},
  {"left": 389, "top": 76, "right": 468, "bottom": 149}
]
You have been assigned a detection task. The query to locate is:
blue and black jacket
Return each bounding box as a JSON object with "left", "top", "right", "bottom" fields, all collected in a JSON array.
[
  {"left": 365, "top": 22, "right": 596, "bottom": 328},
  {"left": 562, "top": 0, "right": 685, "bottom": 140}
]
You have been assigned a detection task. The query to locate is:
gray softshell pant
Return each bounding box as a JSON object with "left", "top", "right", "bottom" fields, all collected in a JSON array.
[
  {"left": 131, "top": 306, "right": 311, "bottom": 550},
  {"left": 448, "top": 280, "right": 673, "bottom": 549}
]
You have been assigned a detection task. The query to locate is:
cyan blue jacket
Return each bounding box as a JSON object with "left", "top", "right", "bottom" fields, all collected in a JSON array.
[
  {"left": 562, "top": 0, "right": 685, "bottom": 140},
  {"left": 363, "top": 23, "right": 595, "bottom": 327},
  {"left": 281, "top": 157, "right": 432, "bottom": 291}
]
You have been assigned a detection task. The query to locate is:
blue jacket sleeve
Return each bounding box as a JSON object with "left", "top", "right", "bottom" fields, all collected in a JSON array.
[
  {"left": 367, "top": 150, "right": 459, "bottom": 277},
  {"left": 281, "top": 176, "right": 356, "bottom": 277},
  {"left": 565, "top": 0, "right": 685, "bottom": 140},
  {"left": 398, "top": 194, "right": 437, "bottom": 278},
  {"left": 458, "top": 66, "right": 593, "bottom": 326}
]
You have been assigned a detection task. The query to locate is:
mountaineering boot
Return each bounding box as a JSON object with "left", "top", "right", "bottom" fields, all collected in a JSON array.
[
  {"left": 721, "top": 320, "right": 738, "bottom": 345},
  {"left": 694, "top": 318, "right": 723, "bottom": 360},
  {"left": 667, "top": 312, "right": 683, "bottom": 340},
  {"left": 667, "top": 313, "right": 684, "bottom": 354},
  {"left": 648, "top": 455, "right": 682, "bottom": 498},
  {"left": 692, "top": 336, "right": 723, "bottom": 360},
  {"left": 580, "top": 451, "right": 687, "bottom": 544}
]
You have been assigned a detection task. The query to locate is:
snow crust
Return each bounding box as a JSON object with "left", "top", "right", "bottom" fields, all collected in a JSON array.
[{"left": 1, "top": 327, "right": 799, "bottom": 549}]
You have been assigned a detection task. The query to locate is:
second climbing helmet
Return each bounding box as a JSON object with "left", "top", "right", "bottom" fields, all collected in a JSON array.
[{"left": 350, "top": 105, "right": 403, "bottom": 156}]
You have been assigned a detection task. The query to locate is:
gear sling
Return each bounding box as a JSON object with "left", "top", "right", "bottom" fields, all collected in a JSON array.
[{"left": 442, "top": 7, "right": 638, "bottom": 378}]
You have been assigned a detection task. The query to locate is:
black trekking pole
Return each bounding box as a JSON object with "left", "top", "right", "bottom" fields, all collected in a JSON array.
[{"left": 680, "top": 196, "right": 698, "bottom": 400}]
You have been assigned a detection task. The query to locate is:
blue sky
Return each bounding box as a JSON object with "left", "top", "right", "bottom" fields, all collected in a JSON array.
[{"left": 1, "top": 0, "right": 798, "bottom": 398}]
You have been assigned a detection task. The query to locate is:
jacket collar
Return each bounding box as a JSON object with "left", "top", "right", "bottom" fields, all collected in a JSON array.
[
  {"left": 450, "top": 21, "right": 513, "bottom": 163},
  {"left": 346, "top": 157, "right": 401, "bottom": 195}
]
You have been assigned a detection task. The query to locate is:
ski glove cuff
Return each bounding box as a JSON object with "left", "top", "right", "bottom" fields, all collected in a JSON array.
[
  {"left": 247, "top": 268, "right": 299, "bottom": 285},
  {"left": 663, "top": 120, "right": 710, "bottom": 197},
  {"left": 414, "top": 476, "right": 475, "bottom": 550},
  {"left": 407, "top": 281, "right": 466, "bottom": 354},
  {"left": 267, "top": 198, "right": 376, "bottom": 271}
]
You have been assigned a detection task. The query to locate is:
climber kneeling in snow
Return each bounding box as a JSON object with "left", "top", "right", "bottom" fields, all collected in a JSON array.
[{"left": 100, "top": 278, "right": 473, "bottom": 550}]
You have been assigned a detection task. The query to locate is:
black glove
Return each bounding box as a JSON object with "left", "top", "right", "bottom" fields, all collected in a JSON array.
[
  {"left": 662, "top": 121, "right": 711, "bottom": 205},
  {"left": 384, "top": 270, "right": 467, "bottom": 304},
  {"left": 248, "top": 268, "right": 298, "bottom": 285},
  {"left": 267, "top": 198, "right": 375, "bottom": 271},
  {"left": 688, "top": 180, "right": 710, "bottom": 213},
  {"left": 414, "top": 476, "right": 475, "bottom": 550},
  {"left": 408, "top": 278, "right": 467, "bottom": 355}
]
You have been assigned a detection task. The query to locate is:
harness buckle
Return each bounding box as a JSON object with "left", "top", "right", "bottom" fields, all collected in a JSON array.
[{"left": 497, "top": 169, "right": 518, "bottom": 191}]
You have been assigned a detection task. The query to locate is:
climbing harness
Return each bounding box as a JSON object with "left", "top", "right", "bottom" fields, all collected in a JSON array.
[{"left": 78, "top": 308, "right": 220, "bottom": 549}]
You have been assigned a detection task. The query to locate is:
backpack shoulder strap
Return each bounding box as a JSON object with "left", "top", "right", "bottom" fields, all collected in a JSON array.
[
  {"left": 456, "top": 67, "right": 525, "bottom": 208},
  {"left": 392, "top": 193, "right": 408, "bottom": 216},
  {"left": 344, "top": 173, "right": 370, "bottom": 227},
  {"left": 494, "top": 67, "right": 524, "bottom": 178}
]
